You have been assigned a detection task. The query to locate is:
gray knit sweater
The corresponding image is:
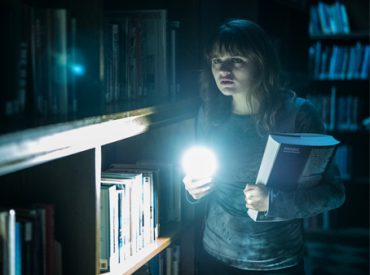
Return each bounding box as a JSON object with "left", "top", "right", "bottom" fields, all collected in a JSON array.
[{"left": 196, "top": 96, "right": 345, "bottom": 271}]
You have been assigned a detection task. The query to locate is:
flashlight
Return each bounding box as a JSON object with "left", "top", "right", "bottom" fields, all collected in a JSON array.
[{"left": 182, "top": 147, "right": 217, "bottom": 179}]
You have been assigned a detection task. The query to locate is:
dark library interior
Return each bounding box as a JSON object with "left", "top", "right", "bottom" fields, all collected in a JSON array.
[{"left": 0, "top": 0, "right": 368, "bottom": 274}]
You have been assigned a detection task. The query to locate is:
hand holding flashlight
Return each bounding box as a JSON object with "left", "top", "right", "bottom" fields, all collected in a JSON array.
[{"left": 182, "top": 147, "right": 217, "bottom": 200}]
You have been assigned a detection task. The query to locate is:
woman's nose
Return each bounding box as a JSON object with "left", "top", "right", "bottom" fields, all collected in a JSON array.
[{"left": 219, "top": 61, "right": 232, "bottom": 75}]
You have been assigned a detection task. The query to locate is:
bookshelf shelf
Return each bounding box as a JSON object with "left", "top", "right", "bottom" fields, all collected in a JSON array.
[
  {"left": 309, "top": 30, "right": 369, "bottom": 40},
  {"left": 0, "top": 96, "right": 201, "bottom": 176},
  {"left": 103, "top": 221, "right": 194, "bottom": 275}
]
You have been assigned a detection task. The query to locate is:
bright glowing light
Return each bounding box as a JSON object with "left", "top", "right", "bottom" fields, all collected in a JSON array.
[
  {"left": 182, "top": 147, "right": 217, "bottom": 178},
  {"left": 71, "top": 64, "right": 85, "bottom": 75}
]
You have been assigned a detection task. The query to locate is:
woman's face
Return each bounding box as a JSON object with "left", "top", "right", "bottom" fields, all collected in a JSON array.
[{"left": 211, "top": 51, "right": 258, "bottom": 98}]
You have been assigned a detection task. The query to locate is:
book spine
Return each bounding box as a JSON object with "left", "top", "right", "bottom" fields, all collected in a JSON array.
[
  {"left": 100, "top": 187, "right": 110, "bottom": 271},
  {"left": 112, "top": 24, "right": 119, "bottom": 102},
  {"left": 43, "top": 205, "right": 55, "bottom": 275},
  {"left": 118, "top": 190, "right": 123, "bottom": 263},
  {"left": 340, "top": 4, "right": 350, "bottom": 34},
  {"left": 54, "top": 9, "right": 68, "bottom": 115}
]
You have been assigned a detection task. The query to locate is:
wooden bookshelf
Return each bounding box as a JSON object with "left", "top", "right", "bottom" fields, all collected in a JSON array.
[
  {"left": 305, "top": 0, "right": 369, "bottom": 234},
  {"left": 0, "top": 96, "right": 201, "bottom": 176},
  {"left": 0, "top": 97, "right": 200, "bottom": 275},
  {"left": 103, "top": 221, "right": 194, "bottom": 275}
]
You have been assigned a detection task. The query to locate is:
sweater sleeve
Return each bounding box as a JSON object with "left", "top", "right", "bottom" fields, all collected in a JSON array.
[{"left": 265, "top": 100, "right": 346, "bottom": 219}]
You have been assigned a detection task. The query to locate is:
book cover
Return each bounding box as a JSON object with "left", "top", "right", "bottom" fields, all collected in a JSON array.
[{"left": 248, "top": 133, "right": 340, "bottom": 222}]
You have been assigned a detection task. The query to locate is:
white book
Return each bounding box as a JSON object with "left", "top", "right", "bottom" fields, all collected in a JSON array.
[
  {"left": 248, "top": 133, "right": 340, "bottom": 222},
  {"left": 0, "top": 210, "right": 16, "bottom": 275},
  {"left": 143, "top": 176, "right": 151, "bottom": 246}
]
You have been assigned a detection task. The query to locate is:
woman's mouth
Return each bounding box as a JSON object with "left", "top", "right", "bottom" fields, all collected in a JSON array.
[{"left": 220, "top": 80, "right": 234, "bottom": 85}]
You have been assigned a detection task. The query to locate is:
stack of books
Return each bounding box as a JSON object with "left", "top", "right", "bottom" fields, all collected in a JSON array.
[{"left": 99, "top": 160, "right": 182, "bottom": 273}]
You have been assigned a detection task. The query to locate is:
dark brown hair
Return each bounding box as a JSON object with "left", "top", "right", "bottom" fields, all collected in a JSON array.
[{"left": 200, "top": 19, "right": 295, "bottom": 134}]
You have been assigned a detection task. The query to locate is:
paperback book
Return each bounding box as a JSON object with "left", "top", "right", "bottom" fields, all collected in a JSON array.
[{"left": 248, "top": 133, "right": 340, "bottom": 222}]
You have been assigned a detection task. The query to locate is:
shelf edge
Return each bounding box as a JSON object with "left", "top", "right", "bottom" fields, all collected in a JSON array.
[{"left": 0, "top": 97, "right": 202, "bottom": 176}]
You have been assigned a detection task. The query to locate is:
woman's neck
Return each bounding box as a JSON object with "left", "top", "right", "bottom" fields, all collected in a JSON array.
[{"left": 232, "top": 95, "right": 259, "bottom": 115}]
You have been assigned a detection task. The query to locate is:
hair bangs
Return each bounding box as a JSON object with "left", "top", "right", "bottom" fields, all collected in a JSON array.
[{"left": 205, "top": 28, "right": 253, "bottom": 62}]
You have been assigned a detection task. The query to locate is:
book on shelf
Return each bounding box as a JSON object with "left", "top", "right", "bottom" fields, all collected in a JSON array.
[
  {"left": 0, "top": 209, "right": 16, "bottom": 275},
  {"left": 147, "top": 244, "right": 180, "bottom": 275},
  {"left": 307, "top": 89, "right": 364, "bottom": 132},
  {"left": 100, "top": 173, "right": 143, "bottom": 272},
  {"left": 136, "top": 160, "right": 182, "bottom": 223},
  {"left": 309, "top": 41, "right": 369, "bottom": 80},
  {"left": 248, "top": 133, "right": 340, "bottom": 222},
  {"left": 362, "top": 117, "right": 370, "bottom": 130},
  {"left": 0, "top": 204, "right": 59, "bottom": 275},
  {"left": 28, "top": 6, "right": 78, "bottom": 116},
  {"left": 0, "top": 4, "right": 78, "bottom": 118},
  {"left": 16, "top": 3, "right": 29, "bottom": 115},
  {"left": 310, "top": 1, "right": 351, "bottom": 35},
  {"left": 100, "top": 168, "right": 165, "bottom": 271},
  {"left": 107, "top": 163, "right": 160, "bottom": 241},
  {"left": 104, "top": 9, "right": 169, "bottom": 99},
  {"left": 168, "top": 21, "right": 181, "bottom": 96}
]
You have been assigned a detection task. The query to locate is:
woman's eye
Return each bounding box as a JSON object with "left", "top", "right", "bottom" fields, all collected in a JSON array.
[
  {"left": 232, "top": 58, "right": 243, "bottom": 63},
  {"left": 213, "top": 59, "right": 222, "bottom": 64}
]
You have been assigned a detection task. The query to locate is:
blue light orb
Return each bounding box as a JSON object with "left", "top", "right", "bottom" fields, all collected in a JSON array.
[{"left": 71, "top": 64, "right": 85, "bottom": 75}]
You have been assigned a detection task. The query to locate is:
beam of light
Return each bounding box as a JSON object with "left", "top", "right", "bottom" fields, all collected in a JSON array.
[{"left": 182, "top": 147, "right": 217, "bottom": 179}]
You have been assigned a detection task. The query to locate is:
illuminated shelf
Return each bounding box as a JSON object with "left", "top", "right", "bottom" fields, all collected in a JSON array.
[
  {"left": 0, "top": 96, "right": 201, "bottom": 176},
  {"left": 102, "top": 221, "right": 193, "bottom": 275}
]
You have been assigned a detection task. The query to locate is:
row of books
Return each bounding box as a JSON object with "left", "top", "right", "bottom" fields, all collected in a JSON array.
[
  {"left": 309, "top": 1, "right": 350, "bottom": 35},
  {"left": 132, "top": 244, "right": 180, "bottom": 275},
  {"left": 3, "top": 4, "right": 78, "bottom": 117},
  {"left": 0, "top": 205, "right": 61, "bottom": 275},
  {"left": 103, "top": 10, "right": 180, "bottom": 102},
  {"left": 3, "top": 6, "right": 181, "bottom": 117},
  {"left": 308, "top": 41, "right": 369, "bottom": 80},
  {"left": 306, "top": 87, "right": 364, "bottom": 132},
  {"left": 100, "top": 160, "right": 182, "bottom": 273}
]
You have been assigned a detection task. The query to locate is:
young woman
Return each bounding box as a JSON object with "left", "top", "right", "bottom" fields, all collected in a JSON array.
[{"left": 183, "top": 19, "right": 345, "bottom": 275}]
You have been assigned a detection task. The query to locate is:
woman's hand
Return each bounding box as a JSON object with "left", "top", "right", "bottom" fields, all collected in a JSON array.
[
  {"left": 182, "top": 175, "right": 215, "bottom": 200},
  {"left": 244, "top": 183, "right": 269, "bottom": 211}
]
